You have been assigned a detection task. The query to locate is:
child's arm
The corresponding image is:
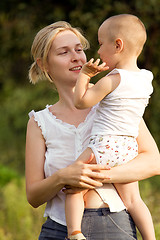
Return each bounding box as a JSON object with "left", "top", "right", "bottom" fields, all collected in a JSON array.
[{"left": 74, "top": 58, "right": 120, "bottom": 109}]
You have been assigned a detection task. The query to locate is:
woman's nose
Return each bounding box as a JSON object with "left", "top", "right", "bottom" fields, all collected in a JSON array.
[{"left": 71, "top": 51, "right": 80, "bottom": 62}]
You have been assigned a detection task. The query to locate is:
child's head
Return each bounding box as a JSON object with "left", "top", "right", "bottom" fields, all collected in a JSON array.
[
  {"left": 29, "top": 21, "right": 89, "bottom": 84},
  {"left": 98, "top": 14, "right": 147, "bottom": 67}
]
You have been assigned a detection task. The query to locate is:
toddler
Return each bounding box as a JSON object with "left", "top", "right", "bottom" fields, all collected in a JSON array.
[{"left": 65, "top": 14, "right": 155, "bottom": 240}]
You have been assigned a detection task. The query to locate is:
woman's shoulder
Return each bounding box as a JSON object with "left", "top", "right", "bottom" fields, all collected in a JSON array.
[
  {"left": 27, "top": 106, "right": 51, "bottom": 139},
  {"left": 28, "top": 105, "right": 50, "bottom": 120},
  {"left": 26, "top": 115, "right": 44, "bottom": 141}
]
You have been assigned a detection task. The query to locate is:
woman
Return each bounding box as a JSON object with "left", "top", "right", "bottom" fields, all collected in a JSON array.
[{"left": 25, "top": 21, "right": 160, "bottom": 240}]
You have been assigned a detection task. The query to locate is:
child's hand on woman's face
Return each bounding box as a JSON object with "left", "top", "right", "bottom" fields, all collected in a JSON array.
[{"left": 81, "top": 58, "right": 109, "bottom": 78}]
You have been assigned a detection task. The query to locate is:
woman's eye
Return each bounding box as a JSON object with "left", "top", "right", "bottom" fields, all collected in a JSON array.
[
  {"left": 59, "top": 51, "right": 67, "bottom": 55},
  {"left": 76, "top": 48, "right": 83, "bottom": 52}
]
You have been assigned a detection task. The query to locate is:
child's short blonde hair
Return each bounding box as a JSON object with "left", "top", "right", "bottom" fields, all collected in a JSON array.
[
  {"left": 101, "top": 14, "right": 147, "bottom": 57},
  {"left": 29, "top": 21, "right": 90, "bottom": 84}
]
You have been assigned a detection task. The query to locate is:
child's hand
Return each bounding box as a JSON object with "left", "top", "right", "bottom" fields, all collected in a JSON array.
[{"left": 81, "top": 58, "right": 109, "bottom": 78}]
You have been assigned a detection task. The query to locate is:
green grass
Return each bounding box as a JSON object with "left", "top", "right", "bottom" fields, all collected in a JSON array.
[
  {"left": 0, "top": 179, "right": 45, "bottom": 240},
  {"left": 0, "top": 177, "right": 159, "bottom": 239}
]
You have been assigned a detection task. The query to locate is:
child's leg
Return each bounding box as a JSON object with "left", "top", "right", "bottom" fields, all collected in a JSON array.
[
  {"left": 114, "top": 182, "right": 156, "bottom": 240},
  {"left": 76, "top": 147, "right": 96, "bottom": 164},
  {"left": 65, "top": 190, "right": 87, "bottom": 238},
  {"left": 65, "top": 148, "right": 96, "bottom": 239}
]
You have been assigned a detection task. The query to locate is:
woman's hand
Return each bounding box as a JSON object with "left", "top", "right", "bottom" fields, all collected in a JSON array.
[
  {"left": 63, "top": 186, "right": 86, "bottom": 194},
  {"left": 101, "top": 119, "right": 160, "bottom": 184},
  {"left": 58, "top": 159, "right": 110, "bottom": 190}
]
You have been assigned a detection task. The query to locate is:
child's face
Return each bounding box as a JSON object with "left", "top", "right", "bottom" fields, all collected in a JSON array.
[{"left": 98, "top": 23, "right": 117, "bottom": 70}]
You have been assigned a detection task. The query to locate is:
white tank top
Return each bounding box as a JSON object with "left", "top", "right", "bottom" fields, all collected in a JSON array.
[
  {"left": 29, "top": 105, "right": 125, "bottom": 226},
  {"left": 91, "top": 68, "right": 153, "bottom": 137}
]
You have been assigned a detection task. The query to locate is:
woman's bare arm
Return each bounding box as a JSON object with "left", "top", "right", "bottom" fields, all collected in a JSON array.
[
  {"left": 102, "top": 119, "right": 160, "bottom": 183},
  {"left": 25, "top": 117, "right": 108, "bottom": 208},
  {"left": 25, "top": 117, "right": 64, "bottom": 208}
]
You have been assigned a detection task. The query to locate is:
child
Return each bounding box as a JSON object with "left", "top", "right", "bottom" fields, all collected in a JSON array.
[{"left": 65, "top": 14, "right": 156, "bottom": 240}]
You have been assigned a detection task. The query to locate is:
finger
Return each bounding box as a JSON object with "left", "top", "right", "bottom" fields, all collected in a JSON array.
[
  {"left": 85, "top": 163, "right": 111, "bottom": 170},
  {"left": 64, "top": 185, "right": 73, "bottom": 189},
  {"left": 63, "top": 189, "right": 77, "bottom": 194},
  {"left": 98, "top": 63, "right": 109, "bottom": 71},
  {"left": 88, "top": 58, "right": 94, "bottom": 66},
  {"left": 98, "top": 62, "right": 106, "bottom": 69},
  {"left": 81, "top": 175, "right": 103, "bottom": 187},
  {"left": 99, "top": 62, "right": 106, "bottom": 67},
  {"left": 85, "top": 152, "right": 94, "bottom": 164},
  {"left": 93, "top": 58, "right": 100, "bottom": 67},
  {"left": 103, "top": 66, "right": 109, "bottom": 71},
  {"left": 65, "top": 180, "right": 99, "bottom": 190},
  {"left": 87, "top": 171, "right": 110, "bottom": 180},
  {"left": 82, "top": 166, "right": 110, "bottom": 179},
  {"left": 63, "top": 188, "right": 85, "bottom": 194}
]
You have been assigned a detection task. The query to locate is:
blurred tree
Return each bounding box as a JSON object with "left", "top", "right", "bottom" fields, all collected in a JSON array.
[
  {"left": 0, "top": 0, "right": 160, "bottom": 174},
  {"left": 0, "top": 1, "right": 160, "bottom": 239}
]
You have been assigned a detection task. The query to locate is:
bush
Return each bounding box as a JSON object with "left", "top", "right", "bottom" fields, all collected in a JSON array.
[
  {"left": 0, "top": 164, "right": 20, "bottom": 187},
  {"left": 0, "top": 178, "right": 46, "bottom": 240}
]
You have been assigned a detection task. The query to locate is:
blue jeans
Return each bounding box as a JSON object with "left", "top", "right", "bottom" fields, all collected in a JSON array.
[{"left": 39, "top": 208, "right": 137, "bottom": 240}]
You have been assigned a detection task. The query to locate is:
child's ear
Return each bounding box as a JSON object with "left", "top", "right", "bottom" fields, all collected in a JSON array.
[{"left": 115, "top": 38, "right": 124, "bottom": 53}]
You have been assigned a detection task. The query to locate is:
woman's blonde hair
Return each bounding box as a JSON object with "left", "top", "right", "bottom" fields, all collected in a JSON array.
[{"left": 29, "top": 21, "right": 90, "bottom": 84}]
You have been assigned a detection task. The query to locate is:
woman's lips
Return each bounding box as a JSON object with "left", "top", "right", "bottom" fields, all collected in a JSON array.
[{"left": 69, "top": 66, "right": 82, "bottom": 71}]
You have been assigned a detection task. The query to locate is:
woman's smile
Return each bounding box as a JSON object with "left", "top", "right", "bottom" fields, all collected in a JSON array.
[{"left": 46, "top": 30, "right": 86, "bottom": 83}]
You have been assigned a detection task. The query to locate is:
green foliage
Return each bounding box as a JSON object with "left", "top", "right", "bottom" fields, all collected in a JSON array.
[
  {"left": 0, "top": 177, "right": 159, "bottom": 239},
  {"left": 0, "top": 178, "right": 45, "bottom": 240},
  {"left": 0, "top": 1, "right": 160, "bottom": 239},
  {"left": 0, "top": 164, "right": 20, "bottom": 187},
  {"left": 0, "top": 81, "right": 58, "bottom": 172},
  {"left": 138, "top": 179, "right": 160, "bottom": 239},
  {"left": 0, "top": 0, "right": 160, "bottom": 174}
]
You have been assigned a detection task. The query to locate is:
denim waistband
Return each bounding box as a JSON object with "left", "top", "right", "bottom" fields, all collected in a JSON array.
[{"left": 84, "top": 207, "right": 111, "bottom": 216}]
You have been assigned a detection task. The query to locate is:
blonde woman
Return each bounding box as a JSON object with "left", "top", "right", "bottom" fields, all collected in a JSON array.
[{"left": 25, "top": 21, "right": 160, "bottom": 240}]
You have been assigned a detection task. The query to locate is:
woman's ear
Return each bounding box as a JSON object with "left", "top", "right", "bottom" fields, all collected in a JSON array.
[
  {"left": 115, "top": 38, "right": 124, "bottom": 53},
  {"left": 36, "top": 58, "right": 47, "bottom": 72}
]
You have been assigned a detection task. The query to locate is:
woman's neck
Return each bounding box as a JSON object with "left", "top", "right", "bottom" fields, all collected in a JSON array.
[
  {"left": 57, "top": 85, "right": 76, "bottom": 110},
  {"left": 50, "top": 85, "right": 91, "bottom": 127}
]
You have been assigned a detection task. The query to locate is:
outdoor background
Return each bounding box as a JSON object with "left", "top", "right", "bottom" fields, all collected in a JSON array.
[{"left": 0, "top": 0, "right": 160, "bottom": 239}]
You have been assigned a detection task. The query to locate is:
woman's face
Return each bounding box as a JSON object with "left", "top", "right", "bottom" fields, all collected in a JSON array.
[{"left": 46, "top": 30, "right": 87, "bottom": 86}]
